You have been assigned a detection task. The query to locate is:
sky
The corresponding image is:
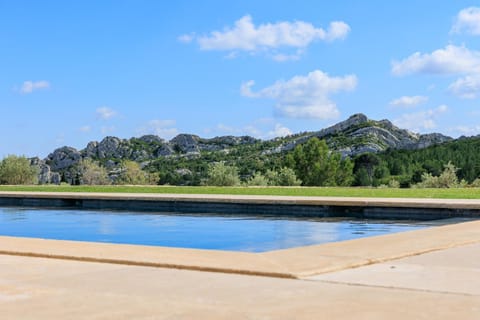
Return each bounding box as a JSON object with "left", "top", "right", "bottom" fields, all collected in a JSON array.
[{"left": 2, "top": 0, "right": 480, "bottom": 158}]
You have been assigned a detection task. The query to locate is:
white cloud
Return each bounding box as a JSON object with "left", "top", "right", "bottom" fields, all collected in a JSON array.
[
  {"left": 267, "top": 124, "right": 292, "bottom": 138},
  {"left": 449, "top": 125, "right": 480, "bottom": 136},
  {"left": 242, "top": 70, "right": 357, "bottom": 119},
  {"left": 389, "top": 95, "right": 428, "bottom": 108},
  {"left": 392, "top": 45, "right": 480, "bottom": 99},
  {"left": 213, "top": 123, "right": 263, "bottom": 137},
  {"left": 243, "top": 125, "right": 263, "bottom": 137},
  {"left": 451, "top": 7, "right": 480, "bottom": 35},
  {"left": 178, "top": 33, "right": 194, "bottom": 43},
  {"left": 393, "top": 105, "right": 448, "bottom": 132},
  {"left": 96, "top": 107, "right": 117, "bottom": 120},
  {"left": 448, "top": 75, "right": 480, "bottom": 99},
  {"left": 391, "top": 45, "right": 480, "bottom": 76},
  {"left": 139, "top": 119, "right": 178, "bottom": 139},
  {"left": 19, "top": 80, "right": 50, "bottom": 94},
  {"left": 182, "top": 15, "right": 350, "bottom": 60},
  {"left": 271, "top": 50, "right": 303, "bottom": 62}
]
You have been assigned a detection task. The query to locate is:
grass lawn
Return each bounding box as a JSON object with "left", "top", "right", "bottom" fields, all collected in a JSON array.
[{"left": 0, "top": 185, "right": 480, "bottom": 199}]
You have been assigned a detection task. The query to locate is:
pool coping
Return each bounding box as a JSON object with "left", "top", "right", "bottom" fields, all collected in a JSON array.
[
  {"left": 2, "top": 190, "right": 480, "bottom": 208},
  {"left": 0, "top": 191, "right": 480, "bottom": 279},
  {"left": 1, "top": 191, "right": 480, "bottom": 220}
]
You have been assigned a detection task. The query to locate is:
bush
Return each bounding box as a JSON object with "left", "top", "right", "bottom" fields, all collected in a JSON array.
[
  {"left": 246, "top": 172, "right": 269, "bottom": 186},
  {"left": 78, "top": 159, "right": 110, "bottom": 185},
  {"left": 207, "top": 162, "right": 240, "bottom": 186},
  {"left": 471, "top": 178, "right": 480, "bottom": 187},
  {"left": 388, "top": 179, "right": 400, "bottom": 188},
  {"left": 0, "top": 155, "right": 38, "bottom": 185},
  {"left": 115, "top": 161, "right": 159, "bottom": 185},
  {"left": 415, "top": 162, "right": 460, "bottom": 188},
  {"left": 264, "top": 168, "right": 302, "bottom": 186}
]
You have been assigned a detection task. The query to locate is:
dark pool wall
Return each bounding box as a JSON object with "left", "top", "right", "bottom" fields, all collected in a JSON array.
[{"left": 0, "top": 196, "right": 479, "bottom": 220}]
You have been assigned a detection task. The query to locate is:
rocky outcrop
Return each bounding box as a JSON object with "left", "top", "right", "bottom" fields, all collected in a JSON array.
[
  {"left": 317, "top": 113, "right": 369, "bottom": 137},
  {"left": 411, "top": 133, "right": 452, "bottom": 149},
  {"left": 30, "top": 157, "right": 61, "bottom": 185},
  {"left": 265, "top": 114, "right": 453, "bottom": 157},
  {"left": 170, "top": 134, "right": 201, "bottom": 154},
  {"left": 46, "top": 146, "right": 82, "bottom": 171},
  {"left": 155, "top": 144, "right": 174, "bottom": 157},
  {"left": 138, "top": 135, "right": 165, "bottom": 144}
]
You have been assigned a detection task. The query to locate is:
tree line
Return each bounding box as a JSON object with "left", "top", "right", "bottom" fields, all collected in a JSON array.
[{"left": 2, "top": 136, "right": 480, "bottom": 187}]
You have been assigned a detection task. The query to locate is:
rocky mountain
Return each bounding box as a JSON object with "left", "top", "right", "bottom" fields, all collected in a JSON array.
[
  {"left": 32, "top": 113, "right": 453, "bottom": 184},
  {"left": 263, "top": 113, "right": 452, "bottom": 157}
]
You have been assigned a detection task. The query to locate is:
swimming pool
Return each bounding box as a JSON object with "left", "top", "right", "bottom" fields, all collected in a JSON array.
[{"left": 0, "top": 207, "right": 437, "bottom": 252}]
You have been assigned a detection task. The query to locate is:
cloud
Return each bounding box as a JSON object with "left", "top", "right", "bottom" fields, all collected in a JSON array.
[
  {"left": 181, "top": 15, "right": 350, "bottom": 60},
  {"left": 448, "top": 75, "right": 480, "bottom": 99},
  {"left": 139, "top": 119, "right": 178, "bottom": 139},
  {"left": 389, "top": 95, "right": 428, "bottom": 108},
  {"left": 267, "top": 124, "right": 292, "bottom": 138},
  {"left": 392, "top": 45, "right": 480, "bottom": 99},
  {"left": 393, "top": 105, "right": 448, "bottom": 132},
  {"left": 178, "top": 33, "right": 194, "bottom": 43},
  {"left": 213, "top": 123, "right": 263, "bottom": 137},
  {"left": 96, "top": 107, "right": 117, "bottom": 120},
  {"left": 449, "top": 125, "right": 480, "bottom": 136},
  {"left": 391, "top": 45, "right": 480, "bottom": 76},
  {"left": 242, "top": 70, "right": 357, "bottom": 119},
  {"left": 19, "top": 80, "right": 50, "bottom": 94},
  {"left": 271, "top": 50, "right": 303, "bottom": 62},
  {"left": 451, "top": 7, "right": 480, "bottom": 35}
]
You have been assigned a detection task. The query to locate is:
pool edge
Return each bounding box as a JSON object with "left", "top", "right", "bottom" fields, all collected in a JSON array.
[{"left": 1, "top": 219, "right": 479, "bottom": 279}]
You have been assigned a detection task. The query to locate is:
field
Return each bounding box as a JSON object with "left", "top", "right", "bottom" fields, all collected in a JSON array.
[{"left": 1, "top": 185, "right": 480, "bottom": 199}]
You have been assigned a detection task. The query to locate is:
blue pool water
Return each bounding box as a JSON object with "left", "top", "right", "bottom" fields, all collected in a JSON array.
[{"left": 0, "top": 207, "right": 433, "bottom": 252}]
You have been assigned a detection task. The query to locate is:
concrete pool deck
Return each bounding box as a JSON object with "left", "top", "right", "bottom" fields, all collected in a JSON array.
[
  {"left": 1, "top": 238, "right": 479, "bottom": 319},
  {"left": 0, "top": 192, "right": 480, "bottom": 318}
]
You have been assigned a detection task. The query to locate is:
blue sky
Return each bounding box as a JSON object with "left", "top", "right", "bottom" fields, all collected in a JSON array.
[{"left": 2, "top": 0, "right": 480, "bottom": 157}]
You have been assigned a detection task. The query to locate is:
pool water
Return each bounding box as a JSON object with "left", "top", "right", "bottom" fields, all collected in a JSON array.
[{"left": 0, "top": 207, "right": 433, "bottom": 252}]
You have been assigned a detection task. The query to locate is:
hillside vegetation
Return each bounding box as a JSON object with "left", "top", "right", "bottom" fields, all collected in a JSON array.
[{"left": 2, "top": 113, "right": 479, "bottom": 188}]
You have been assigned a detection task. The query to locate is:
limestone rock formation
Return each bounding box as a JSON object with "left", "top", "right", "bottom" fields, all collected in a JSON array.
[
  {"left": 170, "top": 134, "right": 201, "bottom": 154},
  {"left": 265, "top": 113, "right": 452, "bottom": 157},
  {"left": 46, "top": 146, "right": 82, "bottom": 171}
]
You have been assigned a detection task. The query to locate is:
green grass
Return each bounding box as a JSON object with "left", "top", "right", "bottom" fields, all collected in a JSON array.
[{"left": 1, "top": 185, "right": 480, "bottom": 199}]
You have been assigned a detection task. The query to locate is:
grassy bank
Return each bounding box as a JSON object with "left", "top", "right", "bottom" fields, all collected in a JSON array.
[{"left": 0, "top": 185, "right": 480, "bottom": 199}]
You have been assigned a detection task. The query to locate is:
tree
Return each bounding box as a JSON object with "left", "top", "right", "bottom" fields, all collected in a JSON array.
[
  {"left": 0, "top": 155, "right": 38, "bottom": 185},
  {"left": 206, "top": 162, "right": 240, "bottom": 186},
  {"left": 287, "top": 138, "right": 353, "bottom": 186},
  {"left": 354, "top": 153, "right": 381, "bottom": 186},
  {"left": 78, "top": 159, "right": 110, "bottom": 185},
  {"left": 116, "top": 160, "right": 159, "bottom": 185},
  {"left": 336, "top": 158, "right": 355, "bottom": 186}
]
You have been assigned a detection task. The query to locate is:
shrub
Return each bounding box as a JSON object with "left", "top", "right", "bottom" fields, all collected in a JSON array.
[
  {"left": 415, "top": 162, "right": 460, "bottom": 188},
  {"left": 115, "top": 160, "right": 159, "bottom": 185},
  {"left": 245, "top": 172, "right": 269, "bottom": 186},
  {"left": 207, "top": 162, "right": 240, "bottom": 186},
  {"left": 471, "top": 178, "right": 480, "bottom": 187},
  {"left": 78, "top": 159, "right": 110, "bottom": 185},
  {"left": 0, "top": 155, "right": 38, "bottom": 185},
  {"left": 275, "top": 167, "right": 302, "bottom": 186},
  {"left": 388, "top": 179, "right": 400, "bottom": 188}
]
